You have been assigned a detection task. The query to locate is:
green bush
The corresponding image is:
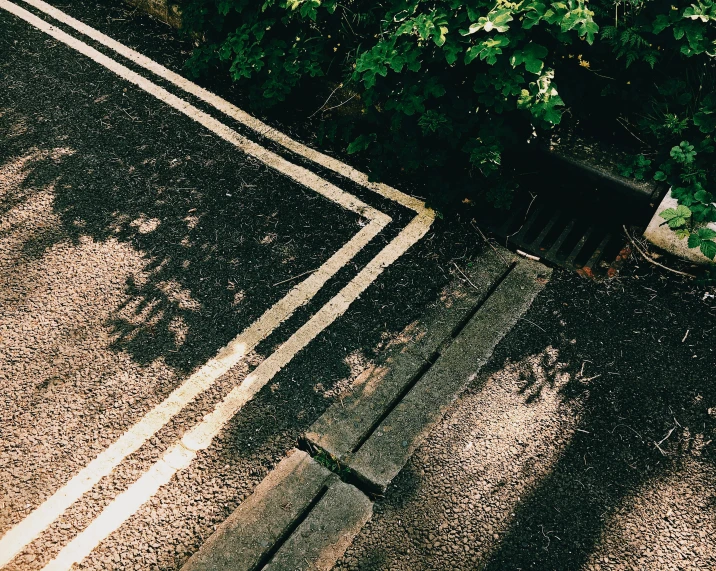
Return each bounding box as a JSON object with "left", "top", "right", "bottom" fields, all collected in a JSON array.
[
  {"left": 180, "top": 0, "right": 599, "bottom": 208},
  {"left": 585, "top": 0, "right": 716, "bottom": 259},
  {"left": 179, "top": 0, "right": 716, "bottom": 258}
]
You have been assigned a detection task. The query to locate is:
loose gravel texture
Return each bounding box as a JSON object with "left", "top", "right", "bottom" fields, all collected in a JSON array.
[
  {"left": 5, "top": 4, "right": 714, "bottom": 571},
  {"left": 0, "top": 5, "right": 483, "bottom": 570},
  {"left": 335, "top": 264, "right": 716, "bottom": 571},
  {"left": 0, "top": 9, "right": 357, "bottom": 570}
]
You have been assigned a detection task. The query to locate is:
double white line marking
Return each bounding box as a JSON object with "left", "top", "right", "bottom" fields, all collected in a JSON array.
[{"left": 0, "top": 1, "right": 434, "bottom": 569}]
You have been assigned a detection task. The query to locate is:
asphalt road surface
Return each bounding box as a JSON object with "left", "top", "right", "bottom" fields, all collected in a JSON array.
[{"left": 0, "top": 2, "right": 455, "bottom": 569}]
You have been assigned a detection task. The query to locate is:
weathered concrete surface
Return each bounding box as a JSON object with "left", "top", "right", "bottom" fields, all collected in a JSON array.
[
  {"left": 264, "top": 480, "right": 372, "bottom": 571},
  {"left": 181, "top": 449, "right": 334, "bottom": 571},
  {"left": 305, "top": 349, "right": 426, "bottom": 460},
  {"left": 181, "top": 449, "right": 371, "bottom": 571},
  {"left": 644, "top": 193, "right": 716, "bottom": 265},
  {"left": 304, "top": 248, "right": 513, "bottom": 460},
  {"left": 347, "top": 259, "right": 551, "bottom": 493},
  {"left": 400, "top": 248, "right": 514, "bottom": 362}
]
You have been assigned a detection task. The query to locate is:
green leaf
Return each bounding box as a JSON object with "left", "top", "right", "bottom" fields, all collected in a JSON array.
[
  {"left": 462, "top": 10, "right": 513, "bottom": 35},
  {"left": 670, "top": 141, "right": 697, "bottom": 164},
  {"left": 510, "top": 43, "right": 548, "bottom": 74},
  {"left": 465, "top": 35, "right": 511, "bottom": 65},
  {"left": 522, "top": 2, "right": 547, "bottom": 29},
  {"left": 668, "top": 216, "right": 688, "bottom": 228},
  {"left": 654, "top": 171, "right": 667, "bottom": 181},
  {"left": 660, "top": 207, "right": 678, "bottom": 221},
  {"left": 517, "top": 71, "right": 564, "bottom": 125},
  {"left": 684, "top": 1, "right": 716, "bottom": 22},
  {"left": 560, "top": 4, "right": 599, "bottom": 44},
  {"left": 217, "top": 0, "right": 233, "bottom": 16},
  {"left": 701, "top": 239, "right": 716, "bottom": 259},
  {"left": 695, "top": 189, "right": 715, "bottom": 204},
  {"left": 661, "top": 205, "right": 691, "bottom": 228},
  {"left": 688, "top": 232, "right": 702, "bottom": 248},
  {"left": 488, "top": 10, "right": 515, "bottom": 33},
  {"left": 675, "top": 228, "right": 691, "bottom": 239},
  {"left": 698, "top": 227, "right": 716, "bottom": 240},
  {"left": 653, "top": 14, "right": 671, "bottom": 34},
  {"left": 443, "top": 38, "right": 462, "bottom": 64},
  {"left": 676, "top": 205, "right": 693, "bottom": 218},
  {"left": 694, "top": 109, "right": 716, "bottom": 133},
  {"left": 347, "top": 133, "right": 376, "bottom": 154}
]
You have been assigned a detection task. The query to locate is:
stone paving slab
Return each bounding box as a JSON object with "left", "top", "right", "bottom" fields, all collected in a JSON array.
[
  {"left": 348, "top": 259, "right": 550, "bottom": 493},
  {"left": 181, "top": 449, "right": 371, "bottom": 571},
  {"left": 264, "top": 478, "right": 371, "bottom": 571},
  {"left": 304, "top": 248, "right": 513, "bottom": 460},
  {"left": 180, "top": 449, "right": 333, "bottom": 571},
  {"left": 400, "top": 248, "right": 513, "bottom": 363},
  {"left": 306, "top": 258, "right": 550, "bottom": 494}
]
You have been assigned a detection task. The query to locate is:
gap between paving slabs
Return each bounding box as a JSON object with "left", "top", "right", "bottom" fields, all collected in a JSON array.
[{"left": 185, "top": 249, "right": 551, "bottom": 571}]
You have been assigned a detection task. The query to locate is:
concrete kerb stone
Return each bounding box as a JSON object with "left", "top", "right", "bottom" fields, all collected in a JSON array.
[
  {"left": 172, "top": 254, "right": 548, "bottom": 570},
  {"left": 644, "top": 192, "right": 716, "bottom": 265},
  {"left": 402, "top": 247, "right": 515, "bottom": 363},
  {"left": 263, "top": 480, "right": 372, "bottom": 571},
  {"left": 304, "top": 349, "right": 426, "bottom": 461},
  {"left": 181, "top": 249, "right": 526, "bottom": 571},
  {"left": 180, "top": 449, "right": 370, "bottom": 571},
  {"left": 309, "top": 257, "right": 551, "bottom": 494},
  {"left": 350, "top": 258, "right": 551, "bottom": 493},
  {"left": 303, "top": 247, "right": 514, "bottom": 460}
]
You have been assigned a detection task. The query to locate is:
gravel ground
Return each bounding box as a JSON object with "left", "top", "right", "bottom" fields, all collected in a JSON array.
[
  {"left": 9, "top": 3, "right": 713, "bottom": 571},
  {"left": 335, "top": 265, "right": 716, "bottom": 571},
  {"left": 0, "top": 5, "right": 477, "bottom": 570},
  {"left": 0, "top": 8, "right": 361, "bottom": 566}
]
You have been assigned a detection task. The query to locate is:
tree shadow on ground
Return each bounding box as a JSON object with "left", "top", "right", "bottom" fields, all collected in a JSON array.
[
  {"left": 0, "top": 14, "right": 359, "bottom": 375},
  {"left": 481, "top": 270, "right": 716, "bottom": 570}
]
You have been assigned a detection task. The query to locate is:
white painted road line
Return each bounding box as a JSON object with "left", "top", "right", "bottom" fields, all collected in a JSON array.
[
  {"left": 7, "top": 0, "right": 387, "bottom": 225},
  {"left": 0, "top": 3, "right": 390, "bottom": 566},
  {"left": 0, "top": 221, "right": 383, "bottom": 569},
  {"left": 0, "top": 1, "right": 435, "bottom": 569},
  {"left": 19, "top": 0, "right": 430, "bottom": 215},
  {"left": 40, "top": 212, "right": 432, "bottom": 571},
  {"left": 0, "top": 1, "right": 385, "bottom": 563}
]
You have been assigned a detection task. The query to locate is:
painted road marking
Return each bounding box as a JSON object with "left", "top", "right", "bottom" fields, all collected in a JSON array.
[
  {"left": 8, "top": 1, "right": 387, "bottom": 224},
  {"left": 0, "top": 226, "right": 383, "bottom": 569},
  {"left": 19, "top": 0, "right": 429, "bottom": 215},
  {"left": 0, "top": 2, "right": 388, "bottom": 565},
  {"left": 0, "top": 2, "right": 384, "bottom": 564},
  {"left": 41, "top": 213, "right": 432, "bottom": 571},
  {"left": 0, "top": 1, "right": 435, "bottom": 569}
]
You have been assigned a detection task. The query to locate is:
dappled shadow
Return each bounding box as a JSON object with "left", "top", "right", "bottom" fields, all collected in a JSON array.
[
  {"left": 480, "top": 270, "right": 716, "bottom": 570},
  {"left": 0, "top": 13, "right": 359, "bottom": 374},
  {"left": 332, "top": 270, "right": 715, "bottom": 571}
]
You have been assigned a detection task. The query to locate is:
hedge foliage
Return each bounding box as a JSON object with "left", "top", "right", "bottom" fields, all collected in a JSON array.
[{"left": 179, "top": 0, "right": 716, "bottom": 257}]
